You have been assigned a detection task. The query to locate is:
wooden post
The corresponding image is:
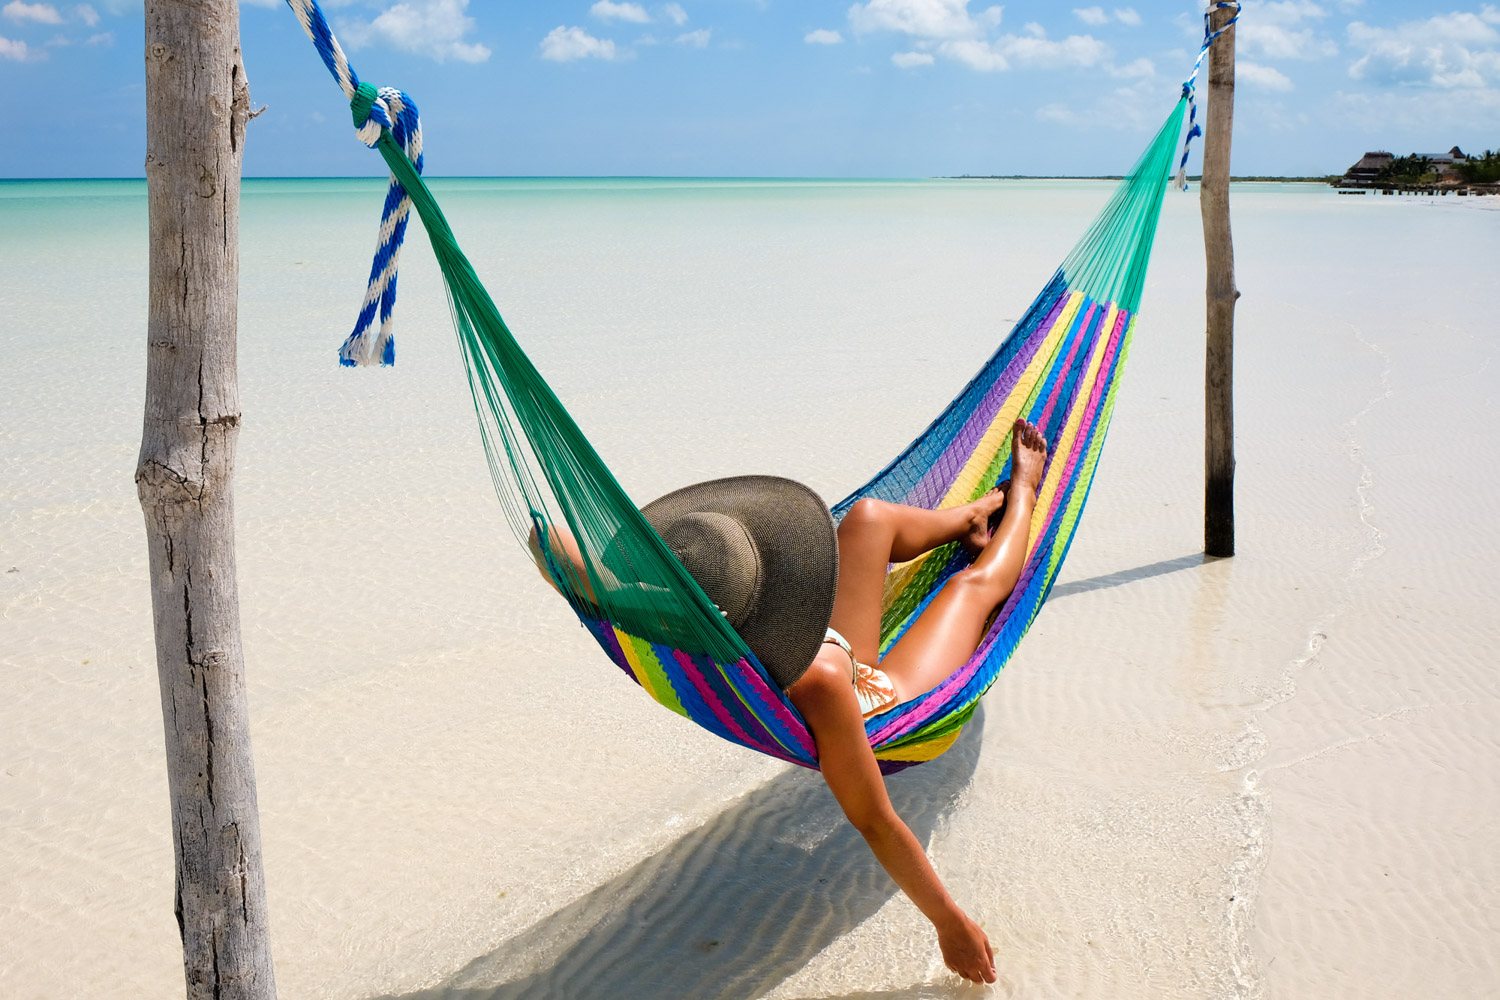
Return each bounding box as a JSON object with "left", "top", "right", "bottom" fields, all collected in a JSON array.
[
  {"left": 1201, "top": 4, "right": 1238, "bottom": 557},
  {"left": 138, "top": 3, "right": 277, "bottom": 998}
]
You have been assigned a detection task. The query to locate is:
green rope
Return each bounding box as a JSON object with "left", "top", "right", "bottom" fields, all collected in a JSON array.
[{"left": 350, "top": 81, "right": 379, "bottom": 129}]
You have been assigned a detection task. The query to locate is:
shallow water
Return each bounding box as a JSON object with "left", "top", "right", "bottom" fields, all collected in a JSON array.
[{"left": 2, "top": 177, "right": 1497, "bottom": 998}]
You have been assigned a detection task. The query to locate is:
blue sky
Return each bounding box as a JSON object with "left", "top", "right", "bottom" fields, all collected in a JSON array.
[{"left": 2, "top": 0, "right": 1497, "bottom": 177}]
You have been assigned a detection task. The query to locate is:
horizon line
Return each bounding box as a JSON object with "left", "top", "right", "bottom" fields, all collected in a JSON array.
[{"left": 0, "top": 173, "right": 1332, "bottom": 183}]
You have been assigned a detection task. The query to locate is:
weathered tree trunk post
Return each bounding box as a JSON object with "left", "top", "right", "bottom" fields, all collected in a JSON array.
[
  {"left": 1202, "top": 3, "right": 1238, "bottom": 557},
  {"left": 138, "top": 3, "right": 276, "bottom": 998}
]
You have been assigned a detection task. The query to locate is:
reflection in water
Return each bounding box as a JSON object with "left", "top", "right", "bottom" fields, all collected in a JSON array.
[{"left": 376, "top": 711, "right": 985, "bottom": 1000}]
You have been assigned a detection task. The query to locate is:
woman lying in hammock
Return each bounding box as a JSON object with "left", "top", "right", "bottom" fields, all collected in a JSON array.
[{"left": 532, "top": 417, "right": 1049, "bottom": 985}]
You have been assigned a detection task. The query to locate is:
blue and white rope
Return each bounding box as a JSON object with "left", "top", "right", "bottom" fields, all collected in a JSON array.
[
  {"left": 1175, "top": 1, "right": 1241, "bottom": 192},
  {"left": 286, "top": 0, "right": 423, "bottom": 366}
]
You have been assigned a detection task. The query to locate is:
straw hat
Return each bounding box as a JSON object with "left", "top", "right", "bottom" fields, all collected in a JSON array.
[{"left": 641, "top": 475, "right": 838, "bottom": 690}]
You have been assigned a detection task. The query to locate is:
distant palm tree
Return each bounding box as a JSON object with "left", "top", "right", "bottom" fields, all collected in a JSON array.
[{"left": 1456, "top": 149, "right": 1500, "bottom": 184}]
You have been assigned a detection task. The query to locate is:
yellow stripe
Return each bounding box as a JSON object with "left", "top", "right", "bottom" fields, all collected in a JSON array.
[
  {"left": 883, "top": 291, "right": 1086, "bottom": 602},
  {"left": 1028, "top": 304, "right": 1118, "bottom": 546},
  {"left": 873, "top": 726, "right": 964, "bottom": 763},
  {"left": 613, "top": 628, "right": 687, "bottom": 717}
]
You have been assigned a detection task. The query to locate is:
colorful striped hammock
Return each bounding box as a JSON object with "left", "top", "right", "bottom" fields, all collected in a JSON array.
[
  {"left": 352, "top": 98, "right": 1184, "bottom": 773},
  {"left": 284, "top": 0, "right": 1204, "bottom": 775}
]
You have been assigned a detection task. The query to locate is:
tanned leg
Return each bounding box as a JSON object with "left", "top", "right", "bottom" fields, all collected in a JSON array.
[
  {"left": 829, "top": 486, "right": 1008, "bottom": 666},
  {"left": 877, "top": 419, "right": 1049, "bottom": 701}
]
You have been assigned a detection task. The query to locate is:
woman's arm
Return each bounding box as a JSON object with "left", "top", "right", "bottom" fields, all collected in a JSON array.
[
  {"left": 527, "top": 521, "right": 598, "bottom": 603},
  {"left": 789, "top": 653, "right": 997, "bottom": 985}
]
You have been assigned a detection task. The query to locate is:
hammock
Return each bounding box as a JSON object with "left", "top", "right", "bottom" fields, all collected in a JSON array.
[{"left": 284, "top": 0, "right": 1227, "bottom": 773}]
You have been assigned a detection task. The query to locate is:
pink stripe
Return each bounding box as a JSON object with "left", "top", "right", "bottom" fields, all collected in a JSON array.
[
  {"left": 1036, "top": 303, "right": 1098, "bottom": 432},
  {"left": 675, "top": 650, "right": 791, "bottom": 761}
]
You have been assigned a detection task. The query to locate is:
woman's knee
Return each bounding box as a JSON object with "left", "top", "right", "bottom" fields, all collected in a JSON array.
[
  {"left": 947, "top": 564, "right": 1013, "bottom": 604},
  {"left": 838, "top": 498, "right": 888, "bottom": 537}
]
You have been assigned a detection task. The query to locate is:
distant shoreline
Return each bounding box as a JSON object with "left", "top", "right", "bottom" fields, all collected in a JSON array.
[{"left": 944, "top": 174, "right": 1332, "bottom": 183}]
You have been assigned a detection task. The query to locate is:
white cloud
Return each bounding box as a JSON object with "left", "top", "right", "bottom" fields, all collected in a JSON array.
[
  {"left": 540, "top": 24, "right": 616, "bottom": 61},
  {"left": 1109, "top": 56, "right": 1153, "bottom": 78},
  {"left": 1236, "top": 0, "right": 1337, "bottom": 60},
  {"left": 1239, "top": 60, "right": 1294, "bottom": 91},
  {"left": 2, "top": 1, "right": 62, "bottom": 24},
  {"left": 661, "top": 2, "right": 687, "bottom": 26},
  {"left": 938, "top": 37, "right": 1007, "bottom": 70},
  {"left": 805, "top": 27, "right": 843, "bottom": 45},
  {"left": 74, "top": 2, "right": 95, "bottom": 26},
  {"left": 341, "top": 0, "right": 490, "bottom": 62},
  {"left": 676, "top": 27, "right": 709, "bottom": 47},
  {"left": 848, "top": 0, "right": 1001, "bottom": 41},
  {"left": 1074, "top": 6, "right": 1138, "bottom": 28},
  {"left": 1348, "top": 10, "right": 1500, "bottom": 91},
  {"left": 0, "top": 32, "right": 32, "bottom": 58},
  {"left": 591, "top": 1, "right": 649, "bottom": 24},
  {"left": 855, "top": 3, "right": 1104, "bottom": 74},
  {"left": 995, "top": 28, "right": 1105, "bottom": 68}
]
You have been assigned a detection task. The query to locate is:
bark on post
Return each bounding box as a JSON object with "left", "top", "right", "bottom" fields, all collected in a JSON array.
[
  {"left": 138, "top": 2, "right": 276, "bottom": 997},
  {"left": 1202, "top": 4, "right": 1238, "bottom": 557}
]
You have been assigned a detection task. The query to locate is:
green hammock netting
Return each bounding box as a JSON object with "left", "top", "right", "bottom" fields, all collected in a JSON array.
[{"left": 370, "top": 97, "right": 1187, "bottom": 773}]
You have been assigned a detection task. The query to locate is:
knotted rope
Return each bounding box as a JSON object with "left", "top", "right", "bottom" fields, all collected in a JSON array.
[
  {"left": 1175, "top": 1, "right": 1241, "bottom": 191},
  {"left": 286, "top": 0, "right": 423, "bottom": 366}
]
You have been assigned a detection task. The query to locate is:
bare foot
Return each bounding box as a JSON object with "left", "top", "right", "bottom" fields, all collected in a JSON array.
[
  {"left": 960, "top": 483, "right": 1008, "bottom": 553},
  {"left": 1011, "top": 418, "right": 1049, "bottom": 494}
]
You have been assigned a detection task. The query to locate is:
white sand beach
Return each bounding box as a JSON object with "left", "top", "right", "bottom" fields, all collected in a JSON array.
[{"left": 2, "top": 178, "right": 1497, "bottom": 998}]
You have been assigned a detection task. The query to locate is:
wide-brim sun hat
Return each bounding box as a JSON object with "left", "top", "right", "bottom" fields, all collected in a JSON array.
[{"left": 640, "top": 475, "right": 838, "bottom": 691}]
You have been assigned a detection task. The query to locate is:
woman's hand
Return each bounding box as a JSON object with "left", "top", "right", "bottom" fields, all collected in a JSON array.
[{"left": 936, "top": 911, "right": 997, "bottom": 985}]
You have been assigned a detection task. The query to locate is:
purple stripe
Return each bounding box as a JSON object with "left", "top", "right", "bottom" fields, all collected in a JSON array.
[
  {"left": 587, "top": 619, "right": 641, "bottom": 685},
  {"left": 900, "top": 292, "right": 1071, "bottom": 508}
]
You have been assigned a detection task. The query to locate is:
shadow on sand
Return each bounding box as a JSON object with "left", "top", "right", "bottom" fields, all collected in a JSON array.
[
  {"left": 1048, "top": 553, "right": 1212, "bottom": 601},
  {"left": 374, "top": 710, "right": 986, "bottom": 1000}
]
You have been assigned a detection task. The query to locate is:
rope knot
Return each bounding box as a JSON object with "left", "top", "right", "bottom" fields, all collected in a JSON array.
[
  {"left": 350, "top": 81, "right": 378, "bottom": 127},
  {"left": 350, "top": 81, "right": 390, "bottom": 147}
]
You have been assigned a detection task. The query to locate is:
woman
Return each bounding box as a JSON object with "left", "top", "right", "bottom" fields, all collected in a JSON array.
[{"left": 535, "top": 417, "right": 1049, "bottom": 985}]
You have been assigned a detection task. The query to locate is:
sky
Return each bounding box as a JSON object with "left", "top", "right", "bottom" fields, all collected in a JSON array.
[{"left": 1, "top": 0, "right": 1497, "bottom": 177}]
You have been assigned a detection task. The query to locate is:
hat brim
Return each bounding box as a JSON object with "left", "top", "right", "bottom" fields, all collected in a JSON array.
[{"left": 641, "top": 475, "right": 837, "bottom": 691}]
